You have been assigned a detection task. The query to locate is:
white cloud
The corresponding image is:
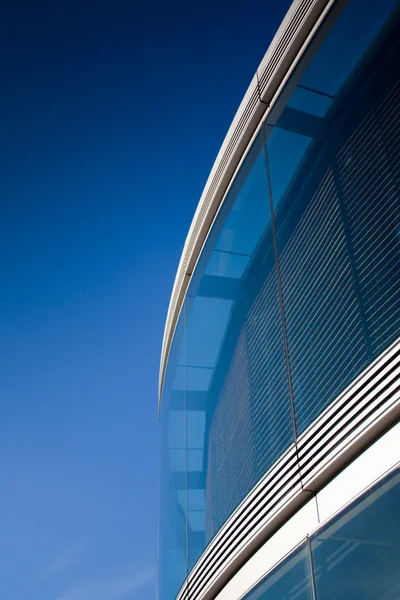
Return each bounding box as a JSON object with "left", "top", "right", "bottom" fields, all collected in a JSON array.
[{"left": 55, "top": 566, "right": 155, "bottom": 600}]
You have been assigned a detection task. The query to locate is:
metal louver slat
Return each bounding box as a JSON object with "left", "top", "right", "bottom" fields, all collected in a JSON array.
[{"left": 177, "top": 339, "right": 400, "bottom": 600}]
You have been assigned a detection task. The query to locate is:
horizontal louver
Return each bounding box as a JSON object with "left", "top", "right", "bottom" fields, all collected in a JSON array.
[
  {"left": 279, "top": 169, "right": 368, "bottom": 434},
  {"left": 337, "top": 79, "right": 400, "bottom": 362},
  {"left": 245, "top": 268, "right": 293, "bottom": 478},
  {"left": 206, "top": 330, "right": 256, "bottom": 540}
]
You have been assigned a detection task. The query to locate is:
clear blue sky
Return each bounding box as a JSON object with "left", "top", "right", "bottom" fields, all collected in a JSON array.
[{"left": 0, "top": 1, "right": 290, "bottom": 599}]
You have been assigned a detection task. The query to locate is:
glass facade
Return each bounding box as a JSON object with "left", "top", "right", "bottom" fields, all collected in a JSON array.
[
  {"left": 244, "top": 543, "right": 313, "bottom": 600},
  {"left": 243, "top": 466, "right": 400, "bottom": 600},
  {"left": 158, "top": 0, "right": 400, "bottom": 598}
]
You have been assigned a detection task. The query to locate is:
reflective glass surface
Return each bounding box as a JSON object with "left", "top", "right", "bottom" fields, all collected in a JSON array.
[
  {"left": 159, "top": 132, "right": 293, "bottom": 590},
  {"left": 243, "top": 544, "right": 313, "bottom": 600},
  {"left": 184, "top": 134, "right": 292, "bottom": 570},
  {"left": 158, "top": 317, "right": 187, "bottom": 600},
  {"left": 293, "top": 0, "right": 399, "bottom": 99},
  {"left": 268, "top": 0, "right": 400, "bottom": 433},
  {"left": 311, "top": 468, "right": 400, "bottom": 599},
  {"left": 158, "top": 0, "right": 400, "bottom": 596},
  {"left": 243, "top": 467, "right": 400, "bottom": 600}
]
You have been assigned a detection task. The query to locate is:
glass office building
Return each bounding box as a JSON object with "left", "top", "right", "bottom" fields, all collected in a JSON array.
[{"left": 158, "top": 0, "right": 400, "bottom": 599}]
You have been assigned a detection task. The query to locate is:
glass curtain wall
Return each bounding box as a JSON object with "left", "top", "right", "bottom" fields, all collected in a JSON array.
[
  {"left": 158, "top": 1, "right": 400, "bottom": 598},
  {"left": 243, "top": 466, "right": 400, "bottom": 600}
]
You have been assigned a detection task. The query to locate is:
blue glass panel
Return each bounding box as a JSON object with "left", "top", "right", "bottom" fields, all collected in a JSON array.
[
  {"left": 288, "top": 85, "right": 332, "bottom": 117},
  {"left": 168, "top": 409, "right": 186, "bottom": 449},
  {"left": 183, "top": 133, "right": 293, "bottom": 572},
  {"left": 173, "top": 365, "right": 212, "bottom": 391},
  {"left": 159, "top": 3, "right": 400, "bottom": 595},
  {"left": 188, "top": 510, "right": 205, "bottom": 532},
  {"left": 168, "top": 448, "right": 186, "bottom": 472},
  {"left": 187, "top": 489, "right": 205, "bottom": 511},
  {"left": 298, "top": 0, "right": 399, "bottom": 98},
  {"left": 187, "top": 449, "right": 203, "bottom": 471},
  {"left": 205, "top": 249, "right": 250, "bottom": 279},
  {"left": 266, "top": 126, "right": 312, "bottom": 209},
  {"left": 269, "top": 1, "right": 400, "bottom": 434},
  {"left": 311, "top": 467, "right": 400, "bottom": 600},
  {"left": 212, "top": 147, "right": 271, "bottom": 257},
  {"left": 184, "top": 296, "right": 233, "bottom": 368},
  {"left": 243, "top": 543, "right": 313, "bottom": 600},
  {"left": 186, "top": 410, "right": 206, "bottom": 450},
  {"left": 158, "top": 314, "right": 187, "bottom": 600}
]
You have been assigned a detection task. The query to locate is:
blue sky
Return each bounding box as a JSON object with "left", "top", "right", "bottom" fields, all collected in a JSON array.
[{"left": 0, "top": 1, "right": 289, "bottom": 599}]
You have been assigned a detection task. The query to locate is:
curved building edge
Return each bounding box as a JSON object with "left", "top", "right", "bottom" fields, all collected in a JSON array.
[
  {"left": 215, "top": 422, "right": 400, "bottom": 600},
  {"left": 174, "top": 340, "right": 400, "bottom": 600},
  {"left": 158, "top": 0, "right": 334, "bottom": 408},
  {"left": 158, "top": 0, "right": 400, "bottom": 598}
]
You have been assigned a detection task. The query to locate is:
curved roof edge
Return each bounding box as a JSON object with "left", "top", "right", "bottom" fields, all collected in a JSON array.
[{"left": 158, "top": 0, "right": 333, "bottom": 410}]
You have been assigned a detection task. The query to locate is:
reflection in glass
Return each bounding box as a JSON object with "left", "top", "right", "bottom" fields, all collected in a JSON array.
[
  {"left": 297, "top": 0, "right": 399, "bottom": 97},
  {"left": 158, "top": 1, "right": 400, "bottom": 596},
  {"left": 269, "top": 1, "right": 400, "bottom": 433},
  {"left": 211, "top": 146, "right": 271, "bottom": 258},
  {"left": 205, "top": 249, "right": 250, "bottom": 279},
  {"left": 243, "top": 467, "right": 400, "bottom": 600},
  {"left": 185, "top": 132, "right": 292, "bottom": 571},
  {"left": 287, "top": 85, "right": 333, "bottom": 117},
  {"left": 184, "top": 296, "right": 233, "bottom": 368},
  {"left": 312, "top": 468, "right": 400, "bottom": 600},
  {"left": 158, "top": 316, "right": 188, "bottom": 600},
  {"left": 243, "top": 544, "right": 313, "bottom": 600},
  {"left": 266, "top": 126, "right": 312, "bottom": 209}
]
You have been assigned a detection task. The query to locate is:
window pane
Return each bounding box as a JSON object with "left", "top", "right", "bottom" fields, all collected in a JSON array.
[
  {"left": 266, "top": 126, "right": 312, "bottom": 210},
  {"left": 268, "top": 1, "right": 400, "bottom": 434},
  {"left": 205, "top": 249, "right": 250, "bottom": 279},
  {"left": 184, "top": 296, "right": 233, "bottom": 368},
  {"left": 311, "top": 467, "right": 400, "bottom": 599},
  {"left": 158, "top": 315, "right": 187, "bottom": 600},
  {"left": 294, "top": 0, "right": 399, "bottom": 98},
  {"left": 159, "top": 3, "right": 400, "bottom": 595},
  {"left": 243, "top": 543, "right": 313, "bottom": 600},
  {"left": 287, "top": 85, "right": 332, "bottom": 117},
  {"left": 184, "top": 133, "right": 293, "bottom": 571},
  {"left": 212, "top": 145, "right": 271, "bottom": 257}
]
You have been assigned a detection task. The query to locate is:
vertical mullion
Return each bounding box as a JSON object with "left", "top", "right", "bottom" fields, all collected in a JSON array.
[
  {"left": 184, "top": 302, "right": 191, "bottom": 599},
  {"left": 261, "top": 124, "right": 298, "bottom": 443},
  {"left": 307, "top": 535, "right": 318, "bottom": 600}
]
